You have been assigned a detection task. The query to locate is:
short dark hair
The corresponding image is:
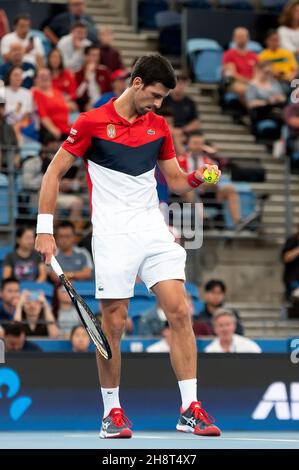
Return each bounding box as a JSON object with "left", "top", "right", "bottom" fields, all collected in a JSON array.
[
  {"left": 3, "top": 321, "right": 25, "bottom": 337},
  {"left": 55, "top": 220, "right": 76, "bottom": 233},
  {"left": 1, "top": 277, "right": 20, "bottom": 291},
  {"left": 13, "top": 13, "right": 31, "bottom": 26},
  {"left": 71, "top": 21, "right": 87, "bottom": 31},
  {"left": 205, "top": 279, "right": 226, "bottom": 293},
  {"left": 84, "top": 45, "right": 100, "bottom": 56},
  {"left": 129, "top": 54, "right": 176, "bottom": 90},
  {"left": 265, "top": 29, "right": 278, "bottom": 41},
  {"left": 4, "top": 65, "right": 23, "bottom": 87},
  {"left": 187, "top": 130, "right": 204, "bottom": 141}
]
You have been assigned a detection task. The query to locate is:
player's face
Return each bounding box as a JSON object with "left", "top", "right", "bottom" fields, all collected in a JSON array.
[{"left": 133, "top": 80, "right": 169, "bottom": 115}]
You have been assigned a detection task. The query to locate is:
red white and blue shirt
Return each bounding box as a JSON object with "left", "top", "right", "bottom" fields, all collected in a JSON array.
[{"left": 62, "top": 98, "right": 176, "bottom": 234}]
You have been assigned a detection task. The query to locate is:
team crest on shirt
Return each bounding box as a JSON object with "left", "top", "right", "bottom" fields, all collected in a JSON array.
[
  {"left": 147, "top": 129, "right": 155, "bottom": 135},
  {"left": 107, "top": 124, "right": 116, "bottom": 138},
  {"left": 70, "top": 128, "right": 78, "bottom": 136}
]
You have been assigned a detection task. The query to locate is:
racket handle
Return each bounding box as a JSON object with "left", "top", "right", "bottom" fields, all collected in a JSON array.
[{"left": 50, "top": 255, "right": 63, "bottom": 277}]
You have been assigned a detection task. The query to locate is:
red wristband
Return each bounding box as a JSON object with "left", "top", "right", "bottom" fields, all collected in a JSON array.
[{"left": 187, "top": 171, "right": 203, "bottom": 188}]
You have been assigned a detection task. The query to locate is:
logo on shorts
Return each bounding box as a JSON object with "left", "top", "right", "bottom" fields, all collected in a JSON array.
[
  {"left": 107, "top": 124, "right": 116, "bottom": 138},
  {"left": 98, "top": 285, "right": 104, "bottom": 291},
  {"left": 66, "top": 136, "right": 74, "bottom": 144},
  {"left": 147, "top": 129, "right": 155, "bottom": 135},
  {"left": 70, "top": 128, "right": 78, "bottom": 136}
]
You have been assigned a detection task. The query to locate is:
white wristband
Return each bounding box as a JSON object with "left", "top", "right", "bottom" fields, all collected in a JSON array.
[{"left": 36, "top": 214, "right": 54, "bottom": 235}]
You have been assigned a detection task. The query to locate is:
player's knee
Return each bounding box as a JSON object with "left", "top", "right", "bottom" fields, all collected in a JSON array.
[
  {"left": 102, "top": 304, "right": 128, "bottom": 339},
  {"left": 167, "top": 301, "right": 191, "bottom": 330}
]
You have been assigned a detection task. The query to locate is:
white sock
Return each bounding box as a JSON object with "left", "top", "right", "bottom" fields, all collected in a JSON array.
[
  {"left": 178, "top": 379, "right": 198, "bottom": 411},
  {"left": 101, "top": 387, "right": 121, "bottom": 418}
]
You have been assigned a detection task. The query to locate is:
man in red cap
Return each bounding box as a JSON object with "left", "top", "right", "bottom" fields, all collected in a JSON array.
[{"left": 93, "top": 69, "right": 129, "bottom": 108}]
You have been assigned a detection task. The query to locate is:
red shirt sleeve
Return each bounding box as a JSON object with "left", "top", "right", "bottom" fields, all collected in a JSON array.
[
  {"left": 61, "top": 112, "right": 91, "bottom": 158},
  {"left": 158, "top": 119, "right": 176, "bottom": 161}
]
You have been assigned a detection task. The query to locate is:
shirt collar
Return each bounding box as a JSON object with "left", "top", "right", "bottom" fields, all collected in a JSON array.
[{"left": 106, "top": 98, "right": 146, "bottom": 125}]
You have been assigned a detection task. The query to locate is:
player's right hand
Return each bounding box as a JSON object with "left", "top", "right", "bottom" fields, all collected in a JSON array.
[{"left": 35, "top": 234, "right": 57, "bottom": 265}]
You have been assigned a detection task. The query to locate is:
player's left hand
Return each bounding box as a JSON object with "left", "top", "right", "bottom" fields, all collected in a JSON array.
[{"left": 195, "top": 164, "right": 221, "bottom": 184}]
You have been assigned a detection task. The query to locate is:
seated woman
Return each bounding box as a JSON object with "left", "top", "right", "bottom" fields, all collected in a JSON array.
[
  {"left": 4, "top": 65, "right": 33, "bottom": 142},
  {"left": 2, "top": 227, "right": 47, "bottom": 282},
  {"left": 14, "top": 289, "right": 60, "bottom": 338},
  {"left": 32, "top": 67, "right": 71, "bottom": 144},
  {"left": 48, "top": 48, "right": 78, "bottom": 112},
  {"left": 245, "top": 61, "right": 286, "bottom": 137}
]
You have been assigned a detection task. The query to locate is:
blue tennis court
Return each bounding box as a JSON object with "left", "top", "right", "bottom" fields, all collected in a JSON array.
[{"left": 1, "top": 432, "right": 299, "bottom": 449}]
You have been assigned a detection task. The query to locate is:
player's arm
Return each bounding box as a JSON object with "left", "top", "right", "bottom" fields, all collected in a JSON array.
[
  {"left": 35, "top": 148, "right": 78, "bottom": 264},
  {"left": 158, "top": 157, "right": 220, "bottom": 195}
]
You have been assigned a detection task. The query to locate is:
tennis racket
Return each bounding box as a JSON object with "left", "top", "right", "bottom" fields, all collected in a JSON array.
[{"left": 51, "top": 256, "right": 112, "bottom": 360}]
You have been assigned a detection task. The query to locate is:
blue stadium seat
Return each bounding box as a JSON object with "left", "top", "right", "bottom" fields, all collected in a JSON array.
[
  {"left": 134, "top": 283, "right": 153, "bottom": 298},
  {"left": 0, "top": 174, "right": 9, "bottom": 225},
  {"left": 223, "top": 182, "right": 257, "bottom": 229},
  {"left": 72, "top": 281, "right": 95, "bottom": 297},
  {"left": 0, "top": 245, "right": 12, "bottom": 261},
  {"left": 128, "top": 297, "right": 156, "bottom": 318},
  {"left": 187, "top": 38, "right": 223, "bottom": 83},
  {"left": 20, "top": 281, "right": 54, "bottom": 300},
  {"left": 31, "top": 29, "right": 52, "bottom": 57},
  {"left": 229, "top": 40, "right": 263, "bottom": 53},
  {"left": 138, "top": 0, "right": 168, "bottom": 29},
  {"left": 256, "top": 119, "right": 281, "bottom": 139},
  {"left": 219, "top": 0, "right": 253, "bottom": 9}
]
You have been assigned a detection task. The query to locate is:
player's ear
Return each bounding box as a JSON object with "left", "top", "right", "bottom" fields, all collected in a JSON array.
[{"left": 132, "top": 76, "right": 143, "bottom": 90}]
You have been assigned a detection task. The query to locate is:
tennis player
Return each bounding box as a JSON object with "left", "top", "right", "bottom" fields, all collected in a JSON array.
[{"left": 35, "top": 54, "right": 221, "bottom": 439}]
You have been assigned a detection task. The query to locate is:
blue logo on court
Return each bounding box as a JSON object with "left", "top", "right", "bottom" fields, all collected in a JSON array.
[{"left": 0, "top": 367, "right": 32, "bottom": 420}]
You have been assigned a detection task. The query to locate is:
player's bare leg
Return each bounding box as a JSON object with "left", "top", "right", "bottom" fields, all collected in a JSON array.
[
  {"left": 152, "top": 279, "right": 221, "bottom": 436},
  {"left": 97, "top": 298, "right": 132, "bottom": 438}
]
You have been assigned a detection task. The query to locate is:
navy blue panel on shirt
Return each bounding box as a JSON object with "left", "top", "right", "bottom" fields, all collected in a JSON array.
[{"left": 87, "top": 137, "right": 165, "bottom": 176}]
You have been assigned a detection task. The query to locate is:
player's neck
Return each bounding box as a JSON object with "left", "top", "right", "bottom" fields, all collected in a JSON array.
[{"left": 114, "top": 89, "right": 138, "bottom": 123}]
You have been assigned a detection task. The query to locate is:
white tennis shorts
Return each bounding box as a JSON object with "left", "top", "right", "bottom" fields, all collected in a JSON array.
[{"left": 92, "top": 227, "right": 186, "bottom": 299}]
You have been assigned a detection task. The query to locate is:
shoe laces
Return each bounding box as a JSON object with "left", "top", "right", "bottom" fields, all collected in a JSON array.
[
  {"left": 110, "top": 408, "right": 132, "bottom": 428},
  {"left": 190, "top": 401, "right": 215, "bottom": 424}
]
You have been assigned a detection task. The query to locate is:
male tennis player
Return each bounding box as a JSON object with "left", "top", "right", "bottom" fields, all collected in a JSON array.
[{"left": 35, "top": 54, "right": 221, "bottom": 438}]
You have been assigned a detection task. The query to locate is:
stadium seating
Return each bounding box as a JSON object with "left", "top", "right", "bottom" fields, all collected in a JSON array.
[
  {"left": 187, "top": 38, "right": 223, "bottom": 83},
  {"left": 138, "top": 0, "right": 168, "bottom": 29},
  {"left": 219, "top": 0, "right": 254, "bottom": 9},
  {"left": 155, "top": 11, "right": 181, "bottom": 56}
]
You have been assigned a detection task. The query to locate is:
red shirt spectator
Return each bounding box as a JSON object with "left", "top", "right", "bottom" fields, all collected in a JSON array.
[
  {"left": 33, "top": 86, "right": 70, "bottom": 134},
  {"left": 223, "top": 49, "right": 258, "bottom": 80},
  {"left": 52, "top": 69, "right": 77, "bottom": 101}
]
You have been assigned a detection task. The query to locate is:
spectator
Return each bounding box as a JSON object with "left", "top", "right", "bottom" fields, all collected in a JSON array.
[
  {"left": 2, "top": 227, "right": 46, "bottom": 282},
  {"left": 70, "top": 324, "right": 90, "bottom": 352},
  {"left": 93, "top": 69, "right": 129, "bottom": 108},
  {"left": 194, "top": 279, "right": 244, "bottom": 336},
  {"left": 14, "top": 289, "right": 59, "bottom": 338},
  {"left": 99, "top": 26, "right": 124, "bottom": 72},
  {"left": 139, "top": 301, "right": 167, "bottom": 336},
  {"left": 0, "top": 9, "right": 10, "bottom": 39},
  {"left": 245, "top": 61, "right": 286, "bottom": 137},
  {"left": 48, "top": 48, "right": 78, "bottom": 109},
  {"left": 3, "top": 321, "right": 41, "bottom": 351},
  {"left": 204, "top": 309, "right": 261, "bottom": 353},
  {"left": 146, "top": 322, "right": 171, "bottom": 352},
  {"left": 177, "top": 131, "right": 241, "bottom": 228},
  {"left": 0, "top": 278, "right": 20, "bottom": 323},
  {"left": 278, "top": 1, "right": 299, "bottom": 56},
  {"left": 259, "top": 29, "right": 298, "bottom": 85},
  {"left": 4, "top": 66, "right": 33, "bottom": 141},
  {"left": 1, "top": 13, "right": 44, "bottom": 68},
  {"left": 223, "top": 27, "right": 258, "bottom": 102},
  {"left": 22, "top": 143, "right": 85, "bottom": 224},
  {"left": 32, "top": 68, "right": 71, "bottom": 144},
  {"left": 44, "top": 0, "right": 97, "bottom": 46},
  {"left": 75, "top": 45, "right": 112, "bottom": 111},
  {"left": 48, "top": 221, "right": 93, "bottom": 284},
  {"left": 0, "top": 100, "right": 19, "bottom": 171},
  {"left": 0, "top": 42, "right": 36, "bottom": 89},
  {"left": 52, "top": 285, "right": 80, "bottom": 336},
  {"left": 162, "top": 74, "right": 200, "bottom": 135},
  {"left": 284, "top": 95, "right": 299, "bottom": 169},
  {"left": 281, "top": 225, "right": 299, "bottom": 299},
  {"left": 57, "top": 22, "right": 91, "bottom": 72}
]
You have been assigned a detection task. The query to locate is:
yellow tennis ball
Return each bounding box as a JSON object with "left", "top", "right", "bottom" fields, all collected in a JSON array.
[{"left": 203, "top": 168, "right": 218, "bottom": 184}]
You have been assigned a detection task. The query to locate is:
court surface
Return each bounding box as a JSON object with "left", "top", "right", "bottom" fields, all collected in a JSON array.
[{"left": 1, "top": 431, "right": 299, "bottom": 449}]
